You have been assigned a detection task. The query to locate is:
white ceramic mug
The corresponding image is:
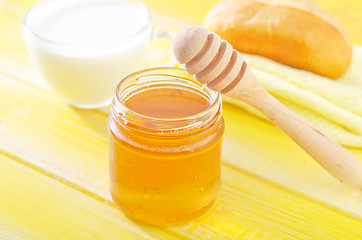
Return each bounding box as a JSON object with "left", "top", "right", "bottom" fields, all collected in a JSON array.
[{"left": 23, "top": 0, "right": 174, "bottom": 109}]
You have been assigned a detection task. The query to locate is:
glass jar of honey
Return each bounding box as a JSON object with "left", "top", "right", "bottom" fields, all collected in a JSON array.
[{"left": 108, "top": 67, "right": 224, "bottom": 225}]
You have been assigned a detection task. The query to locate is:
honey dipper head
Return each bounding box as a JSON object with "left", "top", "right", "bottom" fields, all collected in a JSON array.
[
  {"left": 173, "top": 25, "right": 250, "bottom": 94},
  {"left": 173, "top": 25, "right": 208, "bottom": 64}
]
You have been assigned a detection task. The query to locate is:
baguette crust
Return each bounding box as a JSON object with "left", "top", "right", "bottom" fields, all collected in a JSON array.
[{"left": 204, "top": 0, "right": 352, "bottom": 79}]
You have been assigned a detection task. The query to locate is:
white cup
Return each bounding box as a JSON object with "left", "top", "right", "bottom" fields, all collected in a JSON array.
[{"left": 23, "top": 0, "right": 174, "bottom": 109}]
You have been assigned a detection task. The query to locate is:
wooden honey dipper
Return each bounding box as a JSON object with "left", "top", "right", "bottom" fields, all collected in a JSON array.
[{"left": 173, "top": 25, "right": 362, "bottom": 189}]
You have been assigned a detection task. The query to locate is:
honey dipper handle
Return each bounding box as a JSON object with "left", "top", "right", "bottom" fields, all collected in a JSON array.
[
  {"left": 172, "top": 25, "right": 362, "bottom": 188},
  {"left": 227, "top": 80, "right": 362, "bottom": 188}
]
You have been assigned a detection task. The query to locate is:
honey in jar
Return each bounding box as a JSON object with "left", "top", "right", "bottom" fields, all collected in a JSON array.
[{"left": 108, "top": 68, "right": 224, "bottom": 225}]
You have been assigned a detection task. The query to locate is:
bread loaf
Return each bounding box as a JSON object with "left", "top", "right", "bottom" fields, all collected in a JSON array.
[{"left": 204, "top": 0, "right": 352, "bottom": 79}]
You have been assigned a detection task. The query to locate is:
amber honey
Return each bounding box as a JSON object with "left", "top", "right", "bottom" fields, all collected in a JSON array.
[{"left": 108, "top": 68, "right": 224, "bottom": 225}]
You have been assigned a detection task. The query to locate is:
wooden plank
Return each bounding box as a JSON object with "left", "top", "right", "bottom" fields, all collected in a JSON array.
[
  {"left": 1, "top": 152, "right": 361, "bottom": 239},
  {"left": 222, "top": 102, "right": 362, "bottom": 216},
  {"left": 0, "top": 72, "right": 111, "bottom": 198},
  {"left": 1, "top": 71, "right": 362, "bottom": 219},
  {"left": 0, "top": 0, "right": 361, "bottom": 239},
  {"left": 0, "top": 153, "right": 180, "bottom": 240},
  {"left": 0, "top": 0, "right": 46, "bottom": 88}
]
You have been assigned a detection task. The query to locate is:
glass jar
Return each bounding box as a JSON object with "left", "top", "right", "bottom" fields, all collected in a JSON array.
[{"left": 108, "top": 67, "right": 224, "bottom": 225}]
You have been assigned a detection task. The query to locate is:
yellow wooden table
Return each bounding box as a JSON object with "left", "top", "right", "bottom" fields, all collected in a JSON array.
[{"left": 0, "top": 0, "right": 361, "bottom": 239}]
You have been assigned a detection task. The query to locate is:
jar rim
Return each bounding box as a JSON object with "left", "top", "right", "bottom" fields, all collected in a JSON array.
[{"left": 111, "top": 67, "right": 222, "bottom": 134}]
